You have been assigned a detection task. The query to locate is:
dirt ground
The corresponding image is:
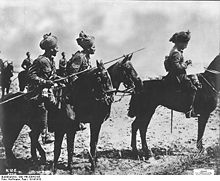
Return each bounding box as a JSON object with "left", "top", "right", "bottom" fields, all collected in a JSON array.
[{"left": 0, "top": 81, "right": 220, "bottom": 175}]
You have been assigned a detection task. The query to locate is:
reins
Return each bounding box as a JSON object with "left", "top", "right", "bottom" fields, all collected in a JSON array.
[
  {"left": 113, "top": 87, "right": 134, "bottom": 103},
  {"left": 0, "top": 90, "right": 34, "bottom": 105},
  {"left": 199, "top": 73, "right": 219, "bottom": 94}
]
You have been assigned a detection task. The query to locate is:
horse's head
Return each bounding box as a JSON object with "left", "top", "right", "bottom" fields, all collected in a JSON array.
[
  {"left": 92, "top": 60, "right": 114, "bottom": 103},
  {"left": 109, "top": 54, "right": 142, "bottom": 93}
]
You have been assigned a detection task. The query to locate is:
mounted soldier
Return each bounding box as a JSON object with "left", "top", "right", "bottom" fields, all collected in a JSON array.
[
  {"left": 18, "top": 52, "right": 33, "bottom": 92},
  {"left": 21, "top": 52, "right": 33, "bottom": 71},
  {"left": 67, "top": 31, "right": 95, "bottom": 76},
  {"left": 66, "top": 31, "right": 96, "bottom": 130},
  {"left": 27, "top": 33, "right": 59, "bottom": 144},
  {"left": 57, "top": 52, "right": 67, "bottom": 77},
  {"left": 1, "top": 60, "right": 14, "bottom": 98},
  {"left": 164, "top": 30, "right": 201, "bottom": 118}
]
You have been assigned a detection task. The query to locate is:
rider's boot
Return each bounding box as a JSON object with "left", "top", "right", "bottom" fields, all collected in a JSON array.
[
  {"left": 185, "top": 86, "right": 200, "bottom": 118},
  {"left": 42, "top": 129, "right": 54, "bottom": 144},
  {"left": 76, "top": 122, "right": 86, "bottom": 131}
]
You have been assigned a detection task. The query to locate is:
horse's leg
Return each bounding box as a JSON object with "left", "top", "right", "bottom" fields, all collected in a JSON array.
[
  {"left": 2, "top": 123, "right": 23, "bottom": 166},
  {"left": 36, "top": 137, "right": 46, "bottom": 164},
  {"left": 197, "top": 113, "right": 210, "bottom": 152},
  {"left": 6, "top": 85, "right": 10, "bottom": 94},
  {"left": 131, "top": 116, "right": 141, "bottom": 154},
  {"left": 139, "top": 109, "right": 155, "bottom": 158},
  {"left": 89, "top": 122, "right": 102, "bottom": 171},
  {"left": 66, "top": 130, "right": 76, "bottom": 173},
  {"left": 29, "top": 130, "right": 41, "bottom": 163},
  {"left": 53, "top": 131, "right": 65, "bottom": 174},
  {"left": 2, "top": 87, "right": 4, "bottom": 98}
]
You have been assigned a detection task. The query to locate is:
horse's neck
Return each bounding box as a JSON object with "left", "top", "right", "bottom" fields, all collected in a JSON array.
[
  {"left": 203, "top": 54, "right": 220, "bottom": 92},
  {"left": 202, "top": 72, "right": 220, "bottom": 92},
  {"left": 107, "top": 64, "right": 121, "bottom": 90}
]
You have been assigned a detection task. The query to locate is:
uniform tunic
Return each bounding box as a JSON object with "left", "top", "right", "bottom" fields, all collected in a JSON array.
[
  {"left": 165, "top": 47, "right": 188, "bottom": 84},
  {"left": 66, "top": 51, "right": 91, "bottom": 75},
  {"left": 27, "top": 55, "right": 57, "bottom": 131},
  {"left": 28, "top": 55, "right": 56, "bottom": 90}
]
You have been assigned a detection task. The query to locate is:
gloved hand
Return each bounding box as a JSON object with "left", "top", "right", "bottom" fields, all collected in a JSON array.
[{"left": 44, "top": 80, "right": 54, "bottom": 88}]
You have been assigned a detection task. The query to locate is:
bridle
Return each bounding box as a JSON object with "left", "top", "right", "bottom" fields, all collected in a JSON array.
[
  {"left": 199, "top": 73, "right": 219, "bottom": 94},
  {"left": 117, "top": 63, "right": 136, "bottom": 93},
  {"left": 93, "top": 69, "right": 115, "bottom": 105}
]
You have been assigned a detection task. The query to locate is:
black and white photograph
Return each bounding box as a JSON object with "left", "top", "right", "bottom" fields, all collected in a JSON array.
[{"left": 0, "top": 0, "right": 220, "bottom": 176}]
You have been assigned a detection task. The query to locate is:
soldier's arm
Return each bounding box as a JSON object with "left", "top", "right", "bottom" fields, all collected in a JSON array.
[
  {"left": 170, "top": 52, "right": 188, "bottom": 71},
  {"left": 28, "top": 60, "right": 47, "bottom": 85}
]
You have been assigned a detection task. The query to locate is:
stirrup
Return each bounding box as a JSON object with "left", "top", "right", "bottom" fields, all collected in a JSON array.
[
  {"left": 76, "top": 123, "right": 86, "bottom": 131},
  {"left": 42, "top": 134, "right": 54, "bottom": 144},
  {"left": 185, "top": 109, "right": 200, "bottom": 118}
]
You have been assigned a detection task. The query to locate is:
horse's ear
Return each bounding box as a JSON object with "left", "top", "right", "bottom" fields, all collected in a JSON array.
[
  {"left": 97, "top": 60, "right": 104, "bottom": 69},
  {"left": 128, "top": 53, "right": 133, "bottom": 61},
  {"left": 96, "top": 60, "right": 100, "bottom": 67},
  {"left": 122, "top": 53, "right": 133, "bottom": 64}
]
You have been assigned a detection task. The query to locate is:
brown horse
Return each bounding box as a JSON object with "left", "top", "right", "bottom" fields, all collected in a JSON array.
[
  {"left": 0, "top": 60, "right": 112, "bottom": 169},
  {"left": 129, "top": 55, "right": 220, "bottom": 157},
  {"left": 52, "top": 54, "right": 141, "bottom": 173}
]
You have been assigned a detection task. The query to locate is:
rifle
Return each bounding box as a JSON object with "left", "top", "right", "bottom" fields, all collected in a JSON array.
[{"left": 103, "top": 47, "right": 145, "bottom": 65}]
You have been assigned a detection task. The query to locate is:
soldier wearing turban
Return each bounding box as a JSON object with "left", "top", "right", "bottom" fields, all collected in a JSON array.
[
  {"left": 67, "top": 31, "right": 95, "bottom": 75},
  {"left": 27, "top": 33, "right": 59, "bottom": 143},
  {"left": 164, "top": 30, "right": 201, "bottom": 118},
  {"left": 66, "top": 31, "right": 96, "bottom": 131}
]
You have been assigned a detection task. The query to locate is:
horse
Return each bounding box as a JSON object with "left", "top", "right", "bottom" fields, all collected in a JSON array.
[
  {"left": 0, "top": 60, "right": 112, "bottom": 169},
  {"left": 129, "top": 54, "right": 220, "bottom": 157},
  {"left": 52, "top": 54, "right": 141, "bottom": 173},
  {"left": 18, "top": 70, "right": 27, "bottom": 92},
  {"left": 1, "top": 61, "right": 13, "bottom": 98}
]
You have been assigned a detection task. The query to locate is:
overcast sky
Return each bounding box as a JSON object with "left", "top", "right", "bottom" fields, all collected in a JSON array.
[{"left": 0, "top": 0, "right": 220, "bottom": 78}]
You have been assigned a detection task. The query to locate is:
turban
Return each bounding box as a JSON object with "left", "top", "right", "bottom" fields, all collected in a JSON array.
[
  {"left": 169, "top": 30, "right": 191, "bottom": 43},
  {"left": 76, "top": 31, "right": 95, "bottom": 50},
  {"left": 40, "top": 33, "right": 58, "bottom": 50}
]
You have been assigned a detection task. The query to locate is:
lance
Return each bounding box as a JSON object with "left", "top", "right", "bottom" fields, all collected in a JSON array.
[
  {"left": 53, "top": 68, "right": 92, "bottom": 83},
  {"left": 103, "top": 47, "right": 145, "bottom": 65},
  {"left": 54, "top": 47, "right": 145, "bottom": 83}
]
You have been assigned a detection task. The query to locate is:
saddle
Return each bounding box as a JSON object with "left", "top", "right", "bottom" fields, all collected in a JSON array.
[{"left": 162, "top": 74, "right": 202, "bottom": 93}]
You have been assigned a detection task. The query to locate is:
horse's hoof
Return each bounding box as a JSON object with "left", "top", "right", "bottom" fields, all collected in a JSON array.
[
  {"left": 91, "top": 164, "right": 95, "bottom": 172},
  {"left": 52, "top": 164, "right": 57, "bottom": 175},
  {"left": 197, "top": 143, "right": 204, "bottom": 153},
  {"left": 5, "top": 158, "right": 17, "bottom": 168},
  {"left": 131, "top": 148, "right": 139, "bottom": 159},
  {"left": 39, "top": 155, "right": 46, "bottom": 164},
  {"left": 68, "top": 168, "right": 73, "bottom": 175},
  {"left": 143, "top": 149, "right": 152, "bottom": 159}
]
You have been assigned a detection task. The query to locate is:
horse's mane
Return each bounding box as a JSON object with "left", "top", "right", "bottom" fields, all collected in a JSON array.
[
  {"left": 206, "top": 54, "right": 220, "bottom": 73},
  {"left": 107, "top": 62, "right": 119, "bottom": 72}
]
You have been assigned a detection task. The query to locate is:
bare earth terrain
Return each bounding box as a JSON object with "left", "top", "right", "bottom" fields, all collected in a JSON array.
[{"left": 0, "top": 82, "right": 220, "bottom": 175}]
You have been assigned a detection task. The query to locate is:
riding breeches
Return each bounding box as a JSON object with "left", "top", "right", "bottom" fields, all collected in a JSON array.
[{"left": 30, "top": 101, "right": 47, "bottom": 132}]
